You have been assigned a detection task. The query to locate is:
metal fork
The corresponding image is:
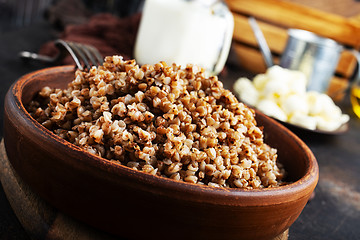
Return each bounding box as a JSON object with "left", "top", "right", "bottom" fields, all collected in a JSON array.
[{"left": 19, "top": 39, "right": 104, "bottom": 71}]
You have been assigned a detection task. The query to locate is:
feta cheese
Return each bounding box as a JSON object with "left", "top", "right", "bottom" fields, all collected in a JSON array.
[
  {"left": 281, "top": 94, "right": 309, "bottom": 116},
  {"left": 253, "top": 74, "right": 268, "bottom": 91},
  {"left": 289, "top": 111, "right": 317, "bottom": 130},
  {"left": 257, "top": 99, "right": 287, "bottom": 122},
  {"left": 233, "top": 65, "right": 349, "bottom": 131},
  {"left": 233, "top": 77, "right": 258, "bottom": 106}
]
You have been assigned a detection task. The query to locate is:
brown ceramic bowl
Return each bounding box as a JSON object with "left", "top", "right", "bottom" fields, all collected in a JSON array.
[{"left": 4, "top": 66, "right": 318, "bottom": 240}]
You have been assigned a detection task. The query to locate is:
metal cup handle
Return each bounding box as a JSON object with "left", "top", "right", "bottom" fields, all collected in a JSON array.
[
  {"left": 328, "top": 48, "right": 360, "bottom": 99},
  {"left": 348, "top": 49, "right": 360, "bottom": 85}
]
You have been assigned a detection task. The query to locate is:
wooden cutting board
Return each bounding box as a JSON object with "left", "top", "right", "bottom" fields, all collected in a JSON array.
[{"left": 0, "top": 139, "right": 288, "bottom": 240}]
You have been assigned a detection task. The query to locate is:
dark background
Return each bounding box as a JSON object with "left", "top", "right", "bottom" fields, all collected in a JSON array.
[{"left": 1, "top": 1, "right": 360, "bottom": 239}]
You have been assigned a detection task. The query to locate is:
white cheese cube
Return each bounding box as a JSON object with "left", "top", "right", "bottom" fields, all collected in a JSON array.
[
  {"left": 233, "top": 77, "right": 259, "bottom": 106},
  {"left": 280, "top": 94, "right": 309, "bottom": 116},
  {"left": 289, "top": 111, "right": 317, "bottom": 130},
  {"left": 257, "top": 99, "right": 287, "bottom": 122}
]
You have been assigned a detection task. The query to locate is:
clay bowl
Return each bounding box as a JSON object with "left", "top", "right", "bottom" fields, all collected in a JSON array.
[{"left": 4, "top": 66, "right": 318, "bottom": 240}]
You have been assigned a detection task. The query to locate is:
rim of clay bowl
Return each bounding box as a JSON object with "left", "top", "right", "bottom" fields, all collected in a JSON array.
[{"left": 9, "top": 65, "right": 319, "bottom": 207}]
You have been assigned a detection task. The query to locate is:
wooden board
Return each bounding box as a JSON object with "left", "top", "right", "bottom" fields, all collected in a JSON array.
[
  {"left": 285, "top": 0, "right": 360, "bottom": 18},
  {"left": 226, "top": 0, "right": 360, "bottom": 47}
]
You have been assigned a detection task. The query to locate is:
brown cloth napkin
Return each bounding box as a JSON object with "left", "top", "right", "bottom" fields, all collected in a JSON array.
[{"left": 39, "top": 12, "right": 141, "bottom": 65}]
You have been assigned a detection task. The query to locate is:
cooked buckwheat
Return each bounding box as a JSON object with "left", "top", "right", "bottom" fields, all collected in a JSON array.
[{"left": 27, "top": 55, "right": 286, "bottom": 189}]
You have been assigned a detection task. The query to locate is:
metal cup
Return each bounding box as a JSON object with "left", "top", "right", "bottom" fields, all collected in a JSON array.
[{"left": 280, "top": 29, "right": 359, "bottom": 93}]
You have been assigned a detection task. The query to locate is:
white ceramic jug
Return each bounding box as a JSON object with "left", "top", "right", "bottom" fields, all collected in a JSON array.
[{"left": 134, "top": 0, "right": 234, "bottom": 75}]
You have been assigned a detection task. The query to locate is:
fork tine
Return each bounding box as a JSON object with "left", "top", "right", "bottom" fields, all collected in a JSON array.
[
  {"left": 54, "top": 40, "right": 84, "bottom": 70},
  {"left": 85, "top": 44, "right": 104, "bottom": 66},
  {"left": 20, "top": 39, "right": 103, "bottom": 69},
  {"left": 68, "top": 42, "right": 91, "bottom": 70},
  {"left": 53, "top": 39, "right": 103, "bottom": 70},
  {"left": 79, "top": 45, "right": 99, "bottom": 68}
]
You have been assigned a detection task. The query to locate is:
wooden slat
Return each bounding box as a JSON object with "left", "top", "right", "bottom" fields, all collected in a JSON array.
[
  {"left": 232, "top": 43, "right": 277, "bottom": 73},
  {"left": 285, "top": 0, "right": 360, "bottom": 18},
  {"left": 233, "top": 14, "right": 288, "bottom": 54},
  {"left": 350, "top": 14, "right": 360, "bottom": 23},
  {"left": 327, "top": 76, "right": 349, "bottom": 102},
  {"left": 226, "top": 0, "right": 360, "bottom": 48},
  {"left": 232, "top": 43, "right": 267, "bottom": 73},
  {"left": 337, "top": 51, "right": 357, "bottom": 78}
]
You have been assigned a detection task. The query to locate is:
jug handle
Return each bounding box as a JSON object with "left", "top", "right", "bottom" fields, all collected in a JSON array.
[{"left": 212, "top": 2, "right": 234, "bottom": 75}]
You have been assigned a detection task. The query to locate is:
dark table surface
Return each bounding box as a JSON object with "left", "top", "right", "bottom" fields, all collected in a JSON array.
[{"left": 0, "top": 20, "right": 360, "bottom": 240}]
